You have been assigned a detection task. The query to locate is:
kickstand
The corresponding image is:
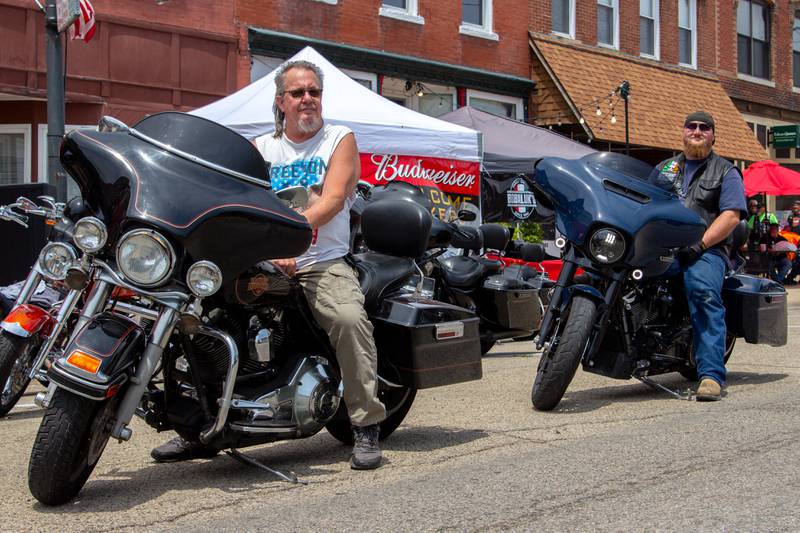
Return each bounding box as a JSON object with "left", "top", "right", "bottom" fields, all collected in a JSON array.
[
  {"left": 226, "top": 449, "right": 308, "bottom": 485},
  {"left": 633, "top": 372, "right": 693, "bottom": 401}
]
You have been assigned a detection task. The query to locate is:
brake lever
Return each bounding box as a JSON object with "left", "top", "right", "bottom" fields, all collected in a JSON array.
[{"left": 0, "top": 205, "right": 29, "bottom": 228}]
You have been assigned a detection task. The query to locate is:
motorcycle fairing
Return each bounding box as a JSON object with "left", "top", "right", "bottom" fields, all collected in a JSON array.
[
  {"left": 60, "top": 113, "right": 312, "bottom": 282},
  {"left": 48, "top": 312, "right": 144, "bottom": 400},
  {"left": 534, "top": 156, "right": 706, "bottom": 270},
  {"left": 1, "top": 304, "right": 54, "bottom": 338}
]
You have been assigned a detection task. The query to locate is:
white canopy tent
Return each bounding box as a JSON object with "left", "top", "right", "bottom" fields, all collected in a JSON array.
[{"left": 191, "top": 46, "right": 481, "bottom": 163}]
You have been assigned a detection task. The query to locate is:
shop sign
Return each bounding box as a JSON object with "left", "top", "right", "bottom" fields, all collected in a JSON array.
[
  {"left": 506, "top": 177, "right": 536, "bottom": 220},
  {"left": 770, "top": 125, "right": 800, "bottom": 148}
]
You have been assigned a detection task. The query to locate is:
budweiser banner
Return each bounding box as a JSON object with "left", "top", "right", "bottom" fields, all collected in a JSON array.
[{"left": 360, "top": 153, "right": 481, "bottom": 219}]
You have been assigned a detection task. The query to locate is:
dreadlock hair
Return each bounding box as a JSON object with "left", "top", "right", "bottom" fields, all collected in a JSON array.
[{"left": 273, "top": 60, "right": 325, "bottom": 139}]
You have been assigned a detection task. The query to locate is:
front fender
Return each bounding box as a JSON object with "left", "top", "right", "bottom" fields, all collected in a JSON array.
[
  {"left": 1, "top": 304, "right": 54, "bottom": 338},
  {"left": 48, "top": 312, "right": 144, "bottom": 400},
  {"left": 558, "top": 284, "right": 605, "bottom": 313}
]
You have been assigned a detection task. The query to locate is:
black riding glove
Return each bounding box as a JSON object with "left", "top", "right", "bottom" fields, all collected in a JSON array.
[{"left": 677, "top": 240, "right": 707, "bottom": 267}]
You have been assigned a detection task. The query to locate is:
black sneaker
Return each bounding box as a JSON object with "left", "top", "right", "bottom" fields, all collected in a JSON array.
[
  {"left": 150, "top": 436, "right": 218, "bottom": 463},
  {"left": 350, "top": 424, "right": 382, "bottom": 470}
]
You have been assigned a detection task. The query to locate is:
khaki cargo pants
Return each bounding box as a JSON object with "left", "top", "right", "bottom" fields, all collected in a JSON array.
[{"left": 296, "top": 258, "right": 386, "bottom": 427}]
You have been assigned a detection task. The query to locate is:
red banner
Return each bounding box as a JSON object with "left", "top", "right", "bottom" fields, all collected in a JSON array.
[{"left": 360, "top": 153, "right": 481, "bottom": 219}]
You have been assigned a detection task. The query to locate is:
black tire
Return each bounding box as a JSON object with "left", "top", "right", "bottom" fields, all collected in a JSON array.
[
  {"left": 28, "top": 389, "right": 117, "bottom": 506},
  {"left": 531, "top": 295, "right": 597, "bottom": 411},
  {"left": 0, "top": 332, "right": 38, "bottom": 417},
  {"left": 325, "top": 384, "right": 417, "bottom": 445},
  {"left": 679, "top": 332, "right": 736, "bottom": 381},
  {"left": 480, "top": 339, "right": 496, "bottom": 356}
]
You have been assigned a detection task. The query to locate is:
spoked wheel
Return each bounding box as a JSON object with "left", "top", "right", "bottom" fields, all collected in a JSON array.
[
  {"left": 679, "top": 332, "right": 736, "bottom": 381},
  {"left": 531, "top": 295, "right": 598, "bottom": 411},
  {"left": 0, "top": 333, "right": 39, "bottom": 417},
  {"left": 325, "top": 365, "right": 417, "bottom": 445},
  {"left": 28, "top": 389, "right": 119, "bottom": 506}
]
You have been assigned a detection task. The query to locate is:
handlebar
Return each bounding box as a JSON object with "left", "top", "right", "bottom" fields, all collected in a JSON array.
[{"left": 0, "top": 195, "right": 66, "bottom": 228}]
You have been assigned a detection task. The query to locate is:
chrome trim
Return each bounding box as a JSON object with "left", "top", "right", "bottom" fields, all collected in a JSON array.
[
  {"left": 229, "top": 399, "right": 274, "bottom": 411},
  {"left": 229, "top": 423, "right": 296, "bottom": 435},
  {"left": 13, "top": 270, "right": 42, "bottom": 307},
  {"left": 74, "top": 279, "right": 112, "bottom": 334},
  {"left": 111, "top": 307, "right": 179, "bottom": 440},
  {"left": 0, "top": 321, "right": 32, "bottom": 338},
  {"left": 93, "top": 259, "right": 189, "bottom": 309},
  {"left": 49, "top": 363, "right": 109, "bottom": 392},
  {"left": 378, "top": 375, "right": 405, "bottom": 389},
  {"left": 27, "top": 288, "right": 82, "bottom": 379},
  {"left": 110, "top": 301, "right": 160, "bottom": 322},
  {"left": 38, "top": 242, "right": 78, "bottom": 281},
  {"left": 185, "top": 260, "right": 222, "bottom": 298},
  {"left": 197, "top": 325, "right": 239, "bottom": 444},
  {"left": 115, "top": 228, "right": 177, "bottom": 288},
  {"left": 128, "top": 127, "right": 270, "bottom": 189}
]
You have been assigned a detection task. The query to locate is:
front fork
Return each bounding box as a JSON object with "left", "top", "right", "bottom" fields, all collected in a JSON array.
[{"left": 13, "top": 268, "right": 43, "bottom": 308}]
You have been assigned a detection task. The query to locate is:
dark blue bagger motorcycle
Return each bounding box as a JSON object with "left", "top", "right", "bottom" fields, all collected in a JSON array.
[
  {"left": 530, "top": 152, "right": 787, "bottom": 411},
  {"left": 26, "top": 113, "right": 483, "bottom": 505}
]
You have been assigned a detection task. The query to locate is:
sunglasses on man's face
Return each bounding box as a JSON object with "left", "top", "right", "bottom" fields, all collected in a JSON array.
[
  {"left": 282, "top": 88, "right": 322, "bottom": 99},
  {"left": 684, "top": 122, "right": 712, "bottom": 132}
]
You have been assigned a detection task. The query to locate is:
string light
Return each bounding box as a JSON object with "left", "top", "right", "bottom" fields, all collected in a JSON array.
[
  {"left": 611, "top": 114, "right": 617, "bottom": 124},
  {"left": 596, "top": 105, "right": 602, "bottom": 116},
  {"left": 579, "top": 117, "right": 585, "bottom": 124}
]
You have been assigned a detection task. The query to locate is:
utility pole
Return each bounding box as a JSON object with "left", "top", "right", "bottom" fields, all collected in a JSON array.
[
  {"left": 618, "top": 81, "right": 631, "bottom": 156},
  {"left": 45, "top": 0, "right": 78, "bottom": 202}
]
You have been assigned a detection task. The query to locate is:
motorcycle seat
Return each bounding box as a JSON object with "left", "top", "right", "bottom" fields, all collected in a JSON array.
[
  {"left": 437, "top": 255, "right": 489, "bottom": 289},
  {"left": 477, "top": 257, "right": 504, "bottom": 276},
  {"left": 353, "top": 252, "right": 417, "bottom": 313}
]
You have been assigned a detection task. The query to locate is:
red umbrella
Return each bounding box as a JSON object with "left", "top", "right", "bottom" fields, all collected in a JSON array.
[{"left": 743, "top": 160, "right": 800, "bottom": 197}]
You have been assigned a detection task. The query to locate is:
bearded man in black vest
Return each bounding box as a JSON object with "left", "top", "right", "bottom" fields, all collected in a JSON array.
[{"left": 652, "top": 111, "right": 747, "bottom": 400}]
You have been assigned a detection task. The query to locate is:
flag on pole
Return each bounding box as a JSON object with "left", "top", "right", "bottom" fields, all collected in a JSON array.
[{"left": 70, "top": 0, "right": 96, "bottom": 43}]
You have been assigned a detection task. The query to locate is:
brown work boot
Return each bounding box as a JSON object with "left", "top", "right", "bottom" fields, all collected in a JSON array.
[
  {"left": 150, "top": 436, "right": 218, "bottom": 463},
  {"left": 696, "top": 378, "right": 722, "bottom": 401},
  {"left": 350, "top": 424, "right": 382, "bottom": 470}
]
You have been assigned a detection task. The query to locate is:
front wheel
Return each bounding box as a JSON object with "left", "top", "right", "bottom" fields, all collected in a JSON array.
[
  {"left": 531, "top": 295, "right": 598, "bottom": 411},
  {"left": 28, "top": 389, "right": 118, "bottom": 506},
  {"left": 0, "top": 332, "right": 39, "bottom": 417}
]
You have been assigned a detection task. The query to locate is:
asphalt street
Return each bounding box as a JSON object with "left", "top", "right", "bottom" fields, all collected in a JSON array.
[{"left": 2, "top": 290, "right": 799, "bottom": 531}]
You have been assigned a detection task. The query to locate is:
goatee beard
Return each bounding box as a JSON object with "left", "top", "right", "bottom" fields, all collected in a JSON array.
[
  {"left": 297, "top": 115, "right": 323, "bottom": 135},
  {"left": 684, "top": 141, "right": 711, "bottom": 159}
]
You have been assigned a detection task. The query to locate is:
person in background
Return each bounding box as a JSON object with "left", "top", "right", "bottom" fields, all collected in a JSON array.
[
  {"left": 747, "top": 200, "right": 777, "bottom": 249},
  {"left": 764, "top": 222, "right": 792, "bottom": 284},
  {"left": 785, "top": 201, "right": 800, "bottom": 235}
]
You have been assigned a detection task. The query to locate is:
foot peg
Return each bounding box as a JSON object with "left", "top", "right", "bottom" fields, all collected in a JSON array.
[{"left": 226, "top": 449, "right": 307, "bottom": 485}]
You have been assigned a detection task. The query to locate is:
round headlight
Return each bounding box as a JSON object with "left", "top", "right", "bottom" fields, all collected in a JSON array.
[
  {"left": 116, "top": 229, "right": 176, "bottom": 287},
  {"left": 588, "top": 228, "right": 626, "bottom": 264},
  {"left": 38, "top": 242, "right": 77, "bottom": 280},
  {"left": 186, "top": 260, "right": 222, "bottom": 298},
  {"left": 73, "top": 216, "right": 107, "bottom": 253}
]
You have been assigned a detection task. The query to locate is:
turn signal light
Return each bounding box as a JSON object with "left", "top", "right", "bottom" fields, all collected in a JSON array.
[{"left": 66, "top": 350, "right": 101, "bottom": 374}]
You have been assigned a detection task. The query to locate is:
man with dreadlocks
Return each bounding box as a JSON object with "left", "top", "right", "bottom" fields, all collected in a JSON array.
[{"left": 150, "top": 61, "right": 387, "bottom": 470}]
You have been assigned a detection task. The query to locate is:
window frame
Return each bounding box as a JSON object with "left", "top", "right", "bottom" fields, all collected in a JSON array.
[
  {"left": 459, "top": 0, "right": 498, "bottom": 41},
  {"left": 0, "top": 124, "right": 32, "bottom": 184},
  {"left": 677, "top": 0, "right": 697, "bottom": 69},
  {"left": 736, "top": 0, "right": 772, "bottom": 80},
  {"left": 466, "top": 89, "right": 524, "bottom": 121},
  {"left": 596, "top": 0, "right": 620, "bottom": 50},
  {"left": 341, "top": 68, "right": 379, "bottom": 93},
  {"left": 639, "top": 0, "right": 660, "bottom": 60},
  {"left": 551, "top": 0, "right": 576, "bottom": 39},
  {"left": 794, "top": 12, "right": 800, "bottom": 87},
  {"left": 379, "top": 0, "right": 424, "bottom": 25}
]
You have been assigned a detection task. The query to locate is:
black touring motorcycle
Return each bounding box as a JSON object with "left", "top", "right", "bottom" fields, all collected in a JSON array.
[
  {"left": 529, "top": 152, "right": 788, "bottom": 411},
  {"left": 27, "top": 112, "right": 485, "bottom": 506}
]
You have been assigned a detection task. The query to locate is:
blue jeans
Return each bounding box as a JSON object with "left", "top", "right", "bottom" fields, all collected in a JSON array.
[
  {"left": 770, "top": 256, "right": 791, "bottom": 284},
  {"left": 665, "top": 251, "right": 727, "bottom": 385}
]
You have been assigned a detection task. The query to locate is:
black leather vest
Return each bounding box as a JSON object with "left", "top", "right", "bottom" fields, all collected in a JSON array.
[{"left": 653, "top": 151, "right": 742, "bottom": 257}]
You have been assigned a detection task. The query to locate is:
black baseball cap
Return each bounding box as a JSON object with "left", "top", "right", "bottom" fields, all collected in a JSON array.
[{"left": 684, "top": 111, "right": 715, "bottom": 132}]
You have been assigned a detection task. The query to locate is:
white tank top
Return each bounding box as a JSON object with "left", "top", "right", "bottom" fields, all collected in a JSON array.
[{"left": 255, "top": 124, "right": 354, "bottom": 270}]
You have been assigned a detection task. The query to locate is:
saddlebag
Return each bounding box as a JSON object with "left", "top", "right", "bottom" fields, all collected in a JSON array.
[
  {"left": 477, "top": 275, "right": 542, "bottom": 331},
  {"left": 372, "top": 295, "right": 481, "bottom": 389},
  {"left": 722, "top": 274, "right": 787, "bottom": 347}
]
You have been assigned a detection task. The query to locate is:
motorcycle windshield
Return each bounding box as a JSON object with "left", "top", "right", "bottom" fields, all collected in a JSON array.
[
  {"left": 534, "top": 153, "right": 706, "bottom": 269},
  {"left": 60, "top": 112, "right": 312, "bottom": 281}
]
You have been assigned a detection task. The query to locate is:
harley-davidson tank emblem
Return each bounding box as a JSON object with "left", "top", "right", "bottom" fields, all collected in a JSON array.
[{"left": 247, "top": 274, "right": 269, "bottom": 296}]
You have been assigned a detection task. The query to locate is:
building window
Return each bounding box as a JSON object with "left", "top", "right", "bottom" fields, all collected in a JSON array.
[
  {"left": 419, "top": 93, "right": 455, "bottom": 118},
  {"left": 678, "top": 0, "right": 696, "bottom": 67},
  {"left": 380, "top": 0, "right": 424, "bottom": 25},
  {"left": 551, "top": 0, "right": 575, "bottom": 38},
  {"left": 737, "top": 0, "right": 770, "bottom": 79},
  {"left": 597, "top": 0, "right": 618, "bottom": 49},
  {"left": 467, "top": 90, "right": 524, "bottom": 120},
  {"left": 459, "top": 0, "right": 497, "bottom": 41},
  {"left": 640, "top": 0, "right": 659, "bottom": 59},
  {"left": 0, "top": 124, "right": 31, "bottom": 185},
  {"left": 793, "top": 12, "right": 800, "bottom": 87}
]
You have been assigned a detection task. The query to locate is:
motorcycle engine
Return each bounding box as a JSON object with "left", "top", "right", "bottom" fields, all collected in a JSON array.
[{"left": 245, "top": 356, "right": 341, "bottom": 437}]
